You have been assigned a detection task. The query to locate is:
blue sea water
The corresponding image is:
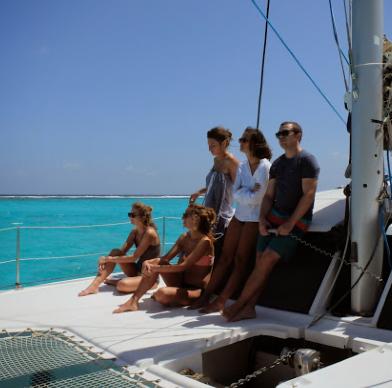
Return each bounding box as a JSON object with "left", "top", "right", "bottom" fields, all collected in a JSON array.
[{"left": 0, "top": 197, "right": 192, "bottom": 290}]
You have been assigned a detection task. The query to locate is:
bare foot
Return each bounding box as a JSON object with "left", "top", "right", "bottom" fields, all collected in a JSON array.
[
  {"left": 222, "top": 301, "right": 244, "bottom": 321},
  {"left": 188, "top": 293, "right": 210, "bottom": 310},
  {"left": 78, "top": 287, "right": 98, "bottom": 297},
  {"left": 104, "top": 278, "right": 119, "bottom": 286},
  {"left": 113, "top": 298, "right": 139, "bottom": 314},
  {"left": 229, "top": 306, "right": 257, "bottom": 322},
  {"left": 199, "top": 296, "right": 225, "bottom": 314}
]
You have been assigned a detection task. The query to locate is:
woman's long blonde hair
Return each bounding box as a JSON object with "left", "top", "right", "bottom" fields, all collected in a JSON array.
[{"left": 132, "top": 202, "right": 156, "bottom": 229}]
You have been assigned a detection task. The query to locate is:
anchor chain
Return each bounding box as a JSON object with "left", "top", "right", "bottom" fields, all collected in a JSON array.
[
  {"left": 227, "top": 350, "right": 296, "bottom": 388},
  {"left": 289, "top": 234, "right": 383, "bottom": 283}
]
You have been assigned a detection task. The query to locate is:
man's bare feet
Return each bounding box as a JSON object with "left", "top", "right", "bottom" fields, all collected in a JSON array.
[
  {"left": 113, "top": 298, "right": 139, "bottom": 313},
  {"left": 199, "top": 296, "right": 225, "bottom": 314},
  {"left": 188, "top": 293, "right": 210, "bottom": 310},
  {"left": 229, "top": 305, "right": 257, "bottom": 322},
  {"left": 78, "top": 287, "right": 98, "bottom": 297}
]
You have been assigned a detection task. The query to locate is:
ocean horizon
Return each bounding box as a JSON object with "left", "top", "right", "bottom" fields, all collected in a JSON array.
[{"left": 0, "top": 194, "right": 192, "bottom": 198}]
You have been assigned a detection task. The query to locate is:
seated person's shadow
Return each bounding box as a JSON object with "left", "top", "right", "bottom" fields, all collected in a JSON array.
[
  {"left": 181, "top": 314, "right": 226, "bottom": 328},
  {"left": 149, "top": 306, "right": 194, "bottom": 319},
  {"left": 138, "top": 297, "right": 169, "bottom": 314},
  {"left": 96, "top": 284, "right": 121, "bottom": 294}
]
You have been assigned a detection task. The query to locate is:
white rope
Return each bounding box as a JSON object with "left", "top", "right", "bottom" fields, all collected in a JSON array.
[
  {"left": 19, "top": 252, "right": 107, "bottom": 262},
  {"left": 0, "top": 216, "right": 182, "bottom": 231},
  {"left": 0, "top": 227, "right": 17, "bottom": 233},
  {"left": 0, "top": 259, "right": 17, "bottom": 265},
  {"left": 0, "top": 242, "right": 177, "bottom": 265},
  {"left": 21, "top": 221, "right": 130, "bottom": 230}
]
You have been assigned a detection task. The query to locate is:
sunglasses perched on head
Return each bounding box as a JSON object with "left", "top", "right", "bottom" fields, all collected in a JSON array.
[
  {"left": 238, "top": 137, "right": 249, "bottom": 143},
  {"left": 128, "top": 212, "right": 138, "bottom": 218},
  {"left": 275, "top": 129, "right": 299, "bottom": 138}
]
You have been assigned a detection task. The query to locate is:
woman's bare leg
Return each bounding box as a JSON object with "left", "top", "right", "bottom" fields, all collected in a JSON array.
[
  {"left": 188, "top": 218, "right": 242, "bottom": 309},
  {"left": 223, "top": 249, "right": 280, "bottom": 321},
  {"left": 154, "top": 287, "right": 202, "bottom": 307},
  {"left": 79, "top": 249, "right": 123, "bottom": 296},
  {"left": 78, "top": 262, "right": 116, "bottom": 296},
  {"left": 104, "top": 250, "right": 138, "bottom": 285},
  {"left": 104, "top": 278, "right": 119, "bottom": 286},
  {"left": 113, "top": 259, "right": 162, "bottom": 313},
  {"left": 104, "top": 262, "right": 139, "bottom": 287},
  {"left": 201, "top": 222, "right": 258, "bottom": 313},
  {"left": 104, "top": 263, "right": 138, "bottom": 286},
  {"left": 116, "top": 275, "right": 159, "bottom": 294}
]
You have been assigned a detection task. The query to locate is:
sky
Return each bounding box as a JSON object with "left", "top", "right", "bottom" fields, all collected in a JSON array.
[{"left": 1, "top": 0, "right": 391, "bottom": 195}]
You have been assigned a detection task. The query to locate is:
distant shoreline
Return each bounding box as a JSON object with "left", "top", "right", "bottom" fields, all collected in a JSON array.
[{"left": 0, "top": 195, "right": 191, "bottom": 199}]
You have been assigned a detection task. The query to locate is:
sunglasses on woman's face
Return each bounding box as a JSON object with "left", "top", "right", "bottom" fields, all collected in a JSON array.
[
  {"left": 128, "top": 212, "right": 138, "bottom": 218},
  {"left": 238, "top": 137, "right": 249, "bottom": 143}
]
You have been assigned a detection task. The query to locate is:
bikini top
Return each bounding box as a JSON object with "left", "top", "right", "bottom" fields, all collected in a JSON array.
[
  {"left": 178, "top": 252, "right": 214, "bottom": 267},
  {"left": 136, "top": 242, "right": 161, "bottom": 261},
  {"left": 194, "top": 255, "right": 214, "bottom": 267}
]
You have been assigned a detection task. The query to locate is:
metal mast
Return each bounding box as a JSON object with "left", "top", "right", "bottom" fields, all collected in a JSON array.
[{"left": 350, "top": 0, "right": 384, "bottom": 314}]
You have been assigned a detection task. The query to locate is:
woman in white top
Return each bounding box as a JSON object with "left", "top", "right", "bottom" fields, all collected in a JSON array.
[{"left": 190, "top": 127, "right": 272, "bottom": 313}]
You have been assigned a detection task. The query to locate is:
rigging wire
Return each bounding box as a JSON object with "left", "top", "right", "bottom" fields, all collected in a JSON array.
[
  {"left": 250, "top": 0, "right": 346, "bottom": 125},
  {"left": 328, "top": 0, "right": 349, "bottom": 92},
  {"left": 343, "top": 0, "right": 353, "bottom": 69},
  {"left": 343, "top": 0, "right": 352, "bottom": 53},
  {"left": 256, "top": 0, "right": 270, "bottom": 129}
]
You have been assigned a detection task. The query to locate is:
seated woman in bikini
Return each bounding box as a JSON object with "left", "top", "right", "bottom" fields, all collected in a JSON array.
[
  {"left": 113, "top": 204, "right": 215, "bottom": 313},
  {"left": 78, "top": 202, "right": 160, "bottom": 296}
]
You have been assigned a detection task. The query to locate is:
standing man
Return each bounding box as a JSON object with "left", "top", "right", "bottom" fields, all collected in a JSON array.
[{"left": 223, "top": 121, "right": 320, "bottom": 322}]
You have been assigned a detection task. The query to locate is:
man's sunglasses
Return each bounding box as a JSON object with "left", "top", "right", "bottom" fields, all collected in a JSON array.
[
  {"left": 275, "top": 129, "right": 299, "bottom": 139},
  {"left": 128, "top": 212, "right": 138, "bottom": 218}
]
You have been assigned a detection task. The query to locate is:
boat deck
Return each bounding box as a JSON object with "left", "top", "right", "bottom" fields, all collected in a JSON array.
[
  {"left": 1, "top": 276, "right": 392, "bottom": 387},
  {"left": 0, "top": 278, "right": 308, "bottom": 364}
]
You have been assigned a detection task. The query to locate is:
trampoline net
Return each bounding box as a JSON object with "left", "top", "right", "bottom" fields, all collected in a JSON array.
[{"left": 0, "top": 329, "right": 162, "bottom": 388}]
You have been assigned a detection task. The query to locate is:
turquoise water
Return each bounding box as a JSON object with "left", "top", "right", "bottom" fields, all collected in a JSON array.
[{"left": 0, "top": 197, "right": 191, "bottom": 290}]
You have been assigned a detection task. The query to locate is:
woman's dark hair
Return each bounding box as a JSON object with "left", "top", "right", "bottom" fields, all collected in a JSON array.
[
  {"left": 183, "top": 204, "right": 216, "bottom": 240},
  {"left": 207, "top": 126, "right": 232, "bottom": 145},
  {"left": 132, "top": 202, "right": 156, "bottom": 229},
  {"left": 243, "top": 127, "right": 272, "bottom": 160}
]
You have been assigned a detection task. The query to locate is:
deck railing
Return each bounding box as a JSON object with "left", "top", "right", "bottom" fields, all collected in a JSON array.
[{"left": 0, "top": 216, "right": 182, "bottom": 290}]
